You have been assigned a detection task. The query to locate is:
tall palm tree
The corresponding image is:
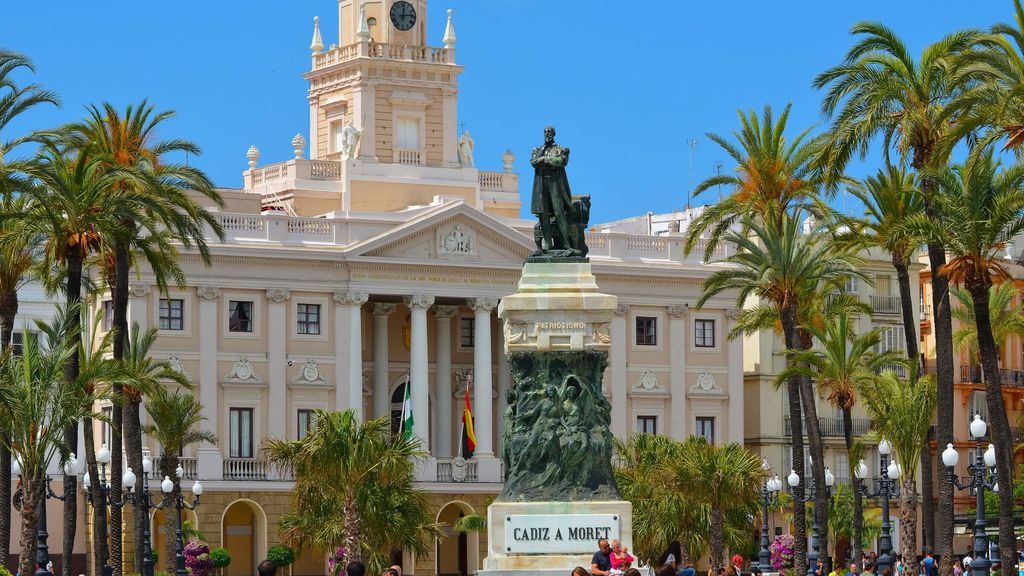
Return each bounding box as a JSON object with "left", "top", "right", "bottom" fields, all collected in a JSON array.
[
  {"left": 906, "top": 150, "right": 1024, "bottom": 574},
  {"left": 859, "top": 370, "right": 937, "bottom": 570},
  {"left": 951, "top": 283, "right": 1024, "bottom": 371},
  {"left": 264, "top": 410, "right": 442, "bottom": 574},
  {"left": 814, "top": 24, "right": 982, "bottom": 569},
  {"left": 700, "top": 212, "right": 863, "bottom": 571},
  {"left": 684, "top": 105, "right": 828, "bottom": 569},
  {"left": 673, "top": 439, "right": 764, "bottom": 571},
  {"left": 778, "top": 315, "right": 905, "bottom": 566},
  {"left": 142, "top": 385, "right": 215, "bottom": 573},
  {"left": 67, "top": 101, "right": 225, "bottom": 573},
  {"left": 0, "top": 49, "right": 58, "bottom": 571}
]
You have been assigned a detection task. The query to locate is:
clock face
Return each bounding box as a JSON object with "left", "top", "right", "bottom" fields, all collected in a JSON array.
[{"left": 390, "top": 1, "right": 417, "bottom": 31}]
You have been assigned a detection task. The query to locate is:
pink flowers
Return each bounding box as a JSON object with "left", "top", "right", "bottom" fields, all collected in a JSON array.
[
  {"left": 770, "top": 535, "right": 795, "bottom": 571},
  {"left": 184, "top": 541, "right": 214, "bottom": 576}
]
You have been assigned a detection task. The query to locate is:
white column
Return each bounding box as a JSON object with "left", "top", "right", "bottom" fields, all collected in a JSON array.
[
  {"left": 442, "top": 87, "right": 459, "bottom": 168},
  {"left": 266, "top": 289, "right": 289, "bottom": 442},
  {"left": 334, "top": 292, "right": 368, "bottom": 419},
  {"left": 128, "top": 284, "right": 152, "bottom": 437},
  {"left": 405, "top": 295, "right": 434, "bottom": 450},
  {"left": 496, "top": 339, "right": 511, "bottom": 455},
  {"left": 372, "top": 303, "right": 396, "bottom": 419},
  {"left": 609, "top": 304, "right": 628, "bottom": 440},
  {"left": 467, "top": 298, "right": 498, "bottom": 458},
  {"left": 433, "top": 305, "right": 458, "bottom": 458},
  {"left": 726, "top": 309, "right": 744, "bottom": 443},
  {"left": 669, "top": 304, "right": 688, "bottom": 440},
  {"left": 195, "top": 286, "right": 222, "bottom": 480},
  {"left": 355, "top": 83, "right": 377, "bottom": 161}
]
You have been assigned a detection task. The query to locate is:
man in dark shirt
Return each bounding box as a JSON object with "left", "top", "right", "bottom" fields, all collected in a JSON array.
[{"left": 591, "top": 538, "right": 612, "bottom": 576}]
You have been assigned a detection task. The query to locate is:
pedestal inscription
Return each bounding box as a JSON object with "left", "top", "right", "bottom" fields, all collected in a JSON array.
[{"left": 505, "top": 514, "right": 621, "bottom": 554}]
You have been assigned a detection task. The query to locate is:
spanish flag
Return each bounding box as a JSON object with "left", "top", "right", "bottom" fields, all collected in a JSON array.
[{"left": 460, "top": 380, "right": 477, "bottom": 459}]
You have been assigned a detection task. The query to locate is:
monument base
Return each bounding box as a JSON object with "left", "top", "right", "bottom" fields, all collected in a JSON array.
[{"left": 478, "top": 500, "right": 632, "bottom": 575}]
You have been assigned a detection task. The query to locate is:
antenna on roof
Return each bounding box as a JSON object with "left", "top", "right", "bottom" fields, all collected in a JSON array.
[
  {"left": 714, "top": 160, "right": 723, "bottom": 203},
  {"left": 687, "top": 138, "right": 698, "bottom": 211}
]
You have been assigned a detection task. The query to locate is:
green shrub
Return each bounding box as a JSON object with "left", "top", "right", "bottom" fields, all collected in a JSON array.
[
  {"left": 267, "top": 545, "right": 295, "bottom": 567},
  {"left": 211, "top": 547, "right": 232, "bottom": 569},
  {"left": 0, "top": 565, "right": 14, "bottom": 576}
]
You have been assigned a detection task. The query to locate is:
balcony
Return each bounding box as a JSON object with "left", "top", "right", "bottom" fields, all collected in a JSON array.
[
  {"left": 959, "top": 365, "right": 1024, "bottom": 387},
  {"left": 151, "top": 457, "right": 197, "bottom": 480},
  {"left": 223, "top": 458, "right": 268, "bottom": 481},
  {"left": 870, "top": 295, "right": 902, "bottom": 315},
  {"left": 876, "top": 363, "right": 908, "bottom": 379},
  {"left": 784, "top": 416, "right": 872, "bottom": 438},
  {"left": 312, "top": 42, "right": 452, "bottom": 71},
  {"left": 436, "top": 458, "right": 479, "bottom": 482},
  {"left": 395, "top": 148, "right": 426, "bottom": 166}
]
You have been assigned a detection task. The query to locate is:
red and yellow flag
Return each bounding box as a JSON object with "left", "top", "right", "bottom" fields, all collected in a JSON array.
[{"left": 461, "top": 383, "right": 476, "bottom": 459}]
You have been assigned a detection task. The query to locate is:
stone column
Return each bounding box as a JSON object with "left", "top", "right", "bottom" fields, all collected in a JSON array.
[
  {"left": 372, "top": 303, "right": 396, "bottom": 419},
  {"left": 669, "top": 304, "right": 689, "bottom": 440},
  {"left": 196, "top": 286, "right": 222, "bottom": 480},
  {"left": 726, "top": 309, "right": 744, "bottom": 443},
  {"left": 334, "top": 292, "right": 368, "bottom": 419},
  {"left": 433, "top": 306, "right": 457, "bottom": 458},
  {"left": 266, "top": 289, "right": 289, "bottom": 441},
  {"left": 404, "top": 295, "right": 434, "bottom": 450},
  {"left": 468, "top": 298, "right": 501, "bottom": 482},
  {"left": 442, "top": 87, "right": 459, "bottom": 167},
  {"left": 354, "top": 83, "right": 377, "bottom": 161},
  {"left": 609, "top": 304, "right": 628, "bottom": 440}
]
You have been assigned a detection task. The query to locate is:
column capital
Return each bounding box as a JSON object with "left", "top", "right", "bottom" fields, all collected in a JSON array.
[
  {"left": 334, "top": 291, "right": 369, "bottom": 306},
  {"left": 129, "top": 284, "right": 151, "bottom": 299},
  {"left": 266, "top": 288, "right": 291, "bottom": 303},
  {"left": 372, "top": 302, "right": 397, "bottom": 316},
  {"left": 725, "top": 308, "right": 744, "bottom": 322},
  {"left": 614, "top": 303, "right": 629, "bottom": 317},
  {"left": 668, "top": 304, "right": 689, "bottom": 319},
  {"left": 196, "top": 286, "right": 222, "bottom": 301},
  {"left": 404, "top": 294, "right": 435, "bottom": 310},
  {"left": 467, "top": 297, "right": 499, "bottom": 313},
  {"left": 433, "top": 305, "right": 459, "bottom": 319}
]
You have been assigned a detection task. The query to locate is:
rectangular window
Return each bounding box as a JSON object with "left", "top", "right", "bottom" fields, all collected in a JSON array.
[
  {"left": 228, "top": 300, "right": 254, "bottom": 333},
  {"left": 845, "top": 277, "right": 859, "bottom": 294},
  {"left": 695, "top": 319, "right": 716, "bottom": 348},
  {"left": 297, "top": 410, "right": 316, "bottom": 440},
  {"left": 635, "top": 316, "right": 657, "bottom": 346},
  {"left": 396, "top": 117, "right": 420, "bottom": 149},
  {"left": 330, "top": 120, "right": 344, "bottom": 154},
  {"left": 159, "top": 298, "right": 184, "bottom": 331},
  {"left": 877, "top": 325, "right": 906, "bottom": 353},
  {"left": 101, "top": 406, "right": 113, "bottom": 450},
  {"left": 696, "top": 417, "right": 715, "bottom": 443},
  {"left": 835, "top": 452, "right": 850, "bottom": 484},
  {"left": 11, "top": 333, "right": 23, "bottom": 357},
  {"left": 103, "top": 300, "right": 114, "bottom": 332},
  {"left": 636, "top": 415, "right": 657, "bottom": 435},
  {"left": 460, "top": 316, "right": 475, "bottom": 348},
  {"left": 875, "top": 274, "right": 893, "bottom": 296},
  {"left": 296, "top": 303, "right": 321, "bottom": 335},
  {"left": 229, "top": 408, "right": 254, "bottom": 458}
]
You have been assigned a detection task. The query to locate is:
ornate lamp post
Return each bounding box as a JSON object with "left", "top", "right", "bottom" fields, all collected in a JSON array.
[
  {"left": 153, "top": 475, "right": 203, "bottom": 576},
  {"left": 133, "top": 452, "right": 158, "bottom": 576},
  {"left": 12, "top": 454, "right": 85, "bottom": 576},
  {"left": 855, "top": 439, "right": 901, "bottom": 575},
  {"left": 83, "top": 444, "right": 136, "bottom": 576},
  {"left": 790, "top": 466, "right": 834, "bottom": 576},
  {"left": 758, "top": 460, "right": 783, "bottom": 571},
  {"left": 943, "top": 415, "right": 997, "bottom": 576}
]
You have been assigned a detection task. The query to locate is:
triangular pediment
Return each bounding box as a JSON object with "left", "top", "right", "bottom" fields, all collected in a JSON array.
[{"left": 347, "top": 201, "right": 534, "bottom": 264}]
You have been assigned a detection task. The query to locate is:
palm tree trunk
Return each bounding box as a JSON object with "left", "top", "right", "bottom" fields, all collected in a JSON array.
[
  {"left": 0, "top": 289, "right": 17, "bottom": 570},
  {"left": 782, "top": 307, "right": 808, "bottom": 571},
  {"left": 799, "top": 372, "right": 829, "bottom": 573},
  {"left": 842, "top": 406, "right": 863, "bottom": 567},
  {"left": 160, "top": 455, "right": 180, "bottom": 574},
  {"left": 894, "top": 258, "right": 934, "bottom": 554},
  {"left": 126, "top": 402, "right": 146, "bottom": 573},
  {"left": 83, "top": 416, "right": 109, "bottom": 576},
  {"left": 18, "top": 478, "right": 44, "bottom": 576},
  {"left": 342, "top": 493, "right": 360, "bottom": 565},
  {"left": 710, "top": 507, "right": 725, "bottom": 571},
  {"left": 967, "top": 283, "right": 1016, "bottom": 576},
  {"left": 109, "top": 241, "right": 129, "bottom": 576},
  {"left": 899, "top": 477, "right": 917, "bottom": 572},
  {"left": 63, "top": 252, "right": 84, "bottom": 576}
]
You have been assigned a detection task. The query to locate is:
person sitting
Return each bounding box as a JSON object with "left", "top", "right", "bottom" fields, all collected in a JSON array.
[
  {"left": 610, "top": 540, "right": 634, "bottom": 571},
  {"left": 591, "top": 538, "right": 613, "bottom": 576},
  {"left": 258, "top": 560, "right": 277, "bottom": 576}
]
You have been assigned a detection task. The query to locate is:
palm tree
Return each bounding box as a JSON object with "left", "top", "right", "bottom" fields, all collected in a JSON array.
[
  {"left": 67, "top": 101, "right": 225, "bottom": 573},
  {"left": 700, "top": 212, "right": 863, "bottom": 570},
  {"left": 265, "top": 410, "right": 442, "bottom": 574},
  {"left": 905, "top": 150, "right": 1024, "bottom": 574},
  {"left": 142, "top": 385, "right": 215, "bottom": 573},
  {"left": 672, "top": 439, "right": 764, "bottom": 571},
  {"left": 859, "top": 370, "right": 937, "bottom": 570},
  {"left": 778, "top": 315, "right": 905, "bottom": 566},
  {"left": 814, "top": 24, "right": 982, "bottom": 569},
  {"left": 951, "top": 283, "right": 1024, "bottom": 372}
]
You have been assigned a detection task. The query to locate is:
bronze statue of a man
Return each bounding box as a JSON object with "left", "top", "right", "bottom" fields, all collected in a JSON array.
[{"left": 531, "top": 126, "right": 588, "bottom": 257}]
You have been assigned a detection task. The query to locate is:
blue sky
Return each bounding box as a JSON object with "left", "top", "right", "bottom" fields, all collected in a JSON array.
[{"left": 0, "top": 1, "right": 1015, "bottom": 225}]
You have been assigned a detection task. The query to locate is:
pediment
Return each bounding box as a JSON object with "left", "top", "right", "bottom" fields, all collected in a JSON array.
[{"left": 348, "top": 201, "right": 534, "bottom": 264}]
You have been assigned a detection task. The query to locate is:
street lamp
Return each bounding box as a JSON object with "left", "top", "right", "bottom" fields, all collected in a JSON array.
[
  {"left": 856, "top": 439, "right": 901, "bottom": 575},
  {"left": 758, "top": 459, "right": 783, "bottom": 571},
  {"left": 12, "top": 454, "right": 86, "bottom": 576},
  {"left": 134, "top": 451, "right": 157, "bottom": 576},
  {"left": 83, "top": 445, "right": 135, "bottom": 576},
  {"left": 790, "top": 466, "right": 834, "bottom": 576},
  {"left": 943, "top": 414, "right": 997, "bottom": 576},
  {"left": 154, "top": 475, "right": 203, "bottom": 576}
]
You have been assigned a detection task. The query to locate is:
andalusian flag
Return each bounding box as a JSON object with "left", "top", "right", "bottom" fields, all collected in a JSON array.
[
  {"left": 401, "top": 378, "right": 414, "bottom": 442},
  {"left": 460, "top": 377, "right": 477, "bottom": 459}
]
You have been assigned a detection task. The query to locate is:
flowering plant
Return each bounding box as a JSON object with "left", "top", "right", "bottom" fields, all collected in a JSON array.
[
  {"left": 326, "top": 547, "right": 346, "bottom": 576},
  {"left": 769, "top": 534, "right": 795, "bottom": 571},
  {"left": 184, "top": 540, "right": 214, "bottom": 576}
]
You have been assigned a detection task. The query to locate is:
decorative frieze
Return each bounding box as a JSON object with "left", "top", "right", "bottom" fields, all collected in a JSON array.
[
  {"left": 224, "top": 357, "right": 263, "bottom": 384},
  {"left": 196, "top": 286, "right": 221, "bottom": 301},
  {"left": 291, "top": 359, "right": 329, "bottom": 386},
  {"left": 129, "top": 284, "right": 151, "bottom": 298},
  {"left": 633, "top": 369, "right": 663, "bottom": 392},
  {"left": 266, "top": 289, "right": 291, "bottom": 303},
  {"left": 667, "top": 304, "right": 689, "bottom": 318}
]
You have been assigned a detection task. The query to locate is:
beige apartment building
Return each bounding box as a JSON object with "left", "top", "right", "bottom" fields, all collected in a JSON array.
[{"left": 66, "top": 2, "right": 745, "bottom": 575}]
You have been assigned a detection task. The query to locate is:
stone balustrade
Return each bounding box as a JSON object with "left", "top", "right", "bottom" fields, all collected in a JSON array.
[
  {"left": 150, "top": 457, "right": 197, "bottom": 480},
  {"left": 247, "top": 158, "right": 344, "bottom": 190},
  {"left": 313, "top": 41, "right": 452, "bottom": 71},
  {"left": 478, "top": 170, "right": 518, "bottom": 194},
  {"left": 584, "top": 232, "right": 730, "bottom": 264},
  {"left": 223, "top": 457, "right": 269, "bottom": 481}
]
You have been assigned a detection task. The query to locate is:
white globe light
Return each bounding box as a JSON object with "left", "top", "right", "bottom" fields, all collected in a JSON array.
[
  {"left": 855, "top": 459, "right": 869, "bottom": 480},
  {"left": 970, "top": 415, "right": 988, "bottom": 439},
  {"left": 942, "top": 444, "right": 959, "bottom": 468},
  {"left": 83, "top": 471, "right": 90, "bottom": 488},
  {"left": 762, "top": 458, "right": 771, "bottom": 472},
  {"left": 984, "top": 444, "right": 996, "bottom": 468},
  {"left": 63, "top": 458, "right": 75, "bottom": 477},
  {"left": 192, "top": 481, "right": 203, "bottom": 497},
  {"left": 788, "top": 469, "right": 800, "bottom": 487},
  {"left": 175, "top": 465, "right": 184, "bottom": 479},
  {"left": 887, "top": 461, "right": 900, "bottom": 480},
  {"left": 993, "top": 482, "right": 1000, "bottom": 493},
  {"left": 878, "top": 439, "right": 892, "bottom": 456},
  {"left": 161, "top": 476, "right": 173, "bottom": 494},
  {"left": 122, "top": 468, "right": 136, "bottom": 488},
  {"left": 10, "top": 458, "right": 20, "bottom": 477},
  {"left": 825, "top": 467, "right": 835, "bottom": 487},
  {"left": 97, "top": 444, "right": 111, "bottom": 465},
  {"left": 142, "top": 456, "right": 153, "bottom": 475}
]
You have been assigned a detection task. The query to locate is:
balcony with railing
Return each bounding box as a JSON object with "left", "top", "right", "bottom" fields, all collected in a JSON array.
[
  {"left": 312, "top": 42, "right": 453, "bottom": 71},
  {"left": 959, "top": 365, "right": 1024, "bottom": 387},
  {"left": 870, "top": 295, "right": 902, "bottom": 315},
  {"left": 151, "top": 457, "right": 197, "bottom": 480},
  {"left": 784, "top": 416, "right": 872, "bottom": 437},
  {"left": 223, "top": 458, "right": 269, "bottom": 481},
  {"left": 436, "top": 458, "right": 479, "bottom": 483},
  {"left": 876, "top": 363, "right": 908, "bottom": 379},
  {"left": 395, "top": 148, "right": 426, "bottom": 166}
]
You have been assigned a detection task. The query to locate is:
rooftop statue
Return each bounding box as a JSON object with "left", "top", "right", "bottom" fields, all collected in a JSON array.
[{"left": 530, "top": 126, "right": 590, "bottom": 260}]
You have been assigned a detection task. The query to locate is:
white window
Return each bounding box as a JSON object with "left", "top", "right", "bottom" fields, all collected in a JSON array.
[
  {"left": 635, "top": 317, "right": 657, "bottom": 346},
  {"left": 159, "top": 299, "right": 184, "bottom": 331},
  {"left": 11, "top": 333, "right": 24, "bottom": 357},
  {"left": 875, "top": 274, "right": 893, "bottom": 296},
  {"left": 696, "top": 417, "right": 715, "bottom": 443},
  {"left": 877, "top": 325, "right": 906, "bottom": 353},
  {"left": 102, "top": 300, "right": 114, "bottom": 332},
  {"left": 396, "top": 117, "right": 420, "bottom": 149},
  {"left": 845, "top": 276, "right": 859, "bottom": 294},
  {"left": 330, "top": 121, "right": 344, "bottom": 154},
  {"left": 969, "top": 391, "right": 989, "bottom": 427},
  {"left": 102, "top": 406, "right": 113, "bottom": 449},
  {"left": 296, "top": 303, "right": 321, "bottom": 335},
  {"left": 228, "top": 300, "right": 253, "bottom": 333},
  {"left": 229, "top": 408, "right": 254, "bottom": 458},
  {"left": 695, "top": 319, "right": 716, "bottom": 348},
  {"left": 297, "top": 410, "right": 316, "bottom": 440},
  {"left": 835, "top": 452, "right": 850, "bottom": 484},
  {"left": 636, "top": 416, "right": 657, "bottom": 435}
]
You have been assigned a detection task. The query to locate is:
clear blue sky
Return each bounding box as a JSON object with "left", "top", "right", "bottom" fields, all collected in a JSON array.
[{"left": 0, "top": 1, "right": 1014, "bottom": 225}]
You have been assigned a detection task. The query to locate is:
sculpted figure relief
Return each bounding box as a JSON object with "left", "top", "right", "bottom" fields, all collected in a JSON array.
[
  {"left": 457, "top": 130, "right": 475, "bottom": 167},
  {"left": 341, "top": 121, "right": 361, "bottom": 159}
]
